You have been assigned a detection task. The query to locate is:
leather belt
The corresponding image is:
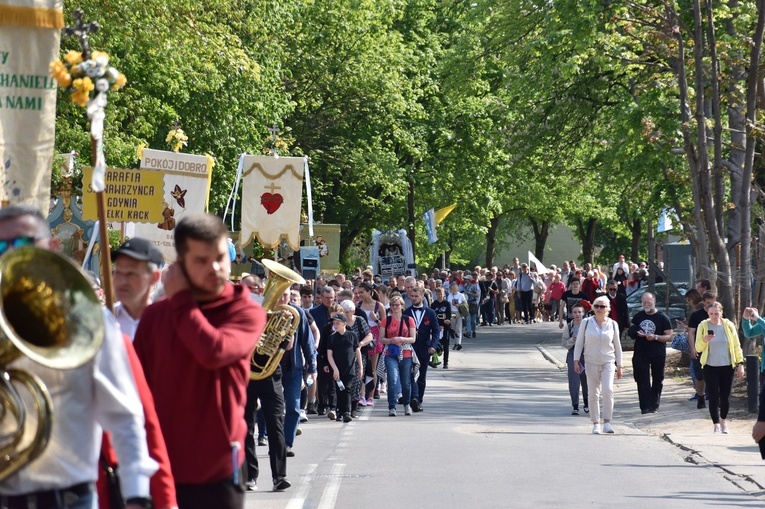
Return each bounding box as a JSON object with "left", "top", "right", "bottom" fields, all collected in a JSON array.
[{"left": 2, "top": 482, "right": 93, "bottom": 509}]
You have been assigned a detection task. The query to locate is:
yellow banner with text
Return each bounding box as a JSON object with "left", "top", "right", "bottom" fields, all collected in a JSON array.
[{"left": 81, "top": 167, "right": 164, "bottom": 223}]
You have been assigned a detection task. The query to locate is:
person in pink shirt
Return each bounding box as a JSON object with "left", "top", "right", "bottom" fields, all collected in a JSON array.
[{"left": 548, "top": 274, "right": 566, "bottom": 322}]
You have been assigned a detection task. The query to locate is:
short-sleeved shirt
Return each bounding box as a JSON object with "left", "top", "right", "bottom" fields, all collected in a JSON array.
[
  {"left": 631, "top": 310, "right": 672, "bottom": 357},
  {"left": 687, "top": 307, "right": 708, "bottom": 331},
  {"left": 561, "top": 290, "right": 585, "bottom": 321},
  {"left": 327, "top": 329, "right": 359, "bottom": 378}
]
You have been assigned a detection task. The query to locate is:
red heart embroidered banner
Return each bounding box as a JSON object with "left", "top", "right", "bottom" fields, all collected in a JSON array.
[{"left": 240, "top": 155, "right": 304, "bottom": 250}]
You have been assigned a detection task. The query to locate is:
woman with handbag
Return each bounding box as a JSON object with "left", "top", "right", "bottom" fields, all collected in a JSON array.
[
  {"left": 561, "top": 303, "right": 588, "bottom": 415},
  {"left": 357, "top": 282, "right": 384, "bottom": 404},
  {"left": 379, "top": 295, "right": 417, "bottom": 416}
]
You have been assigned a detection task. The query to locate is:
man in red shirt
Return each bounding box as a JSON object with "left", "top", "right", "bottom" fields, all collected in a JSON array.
[{"left": 134, "top": 213, "right": 266, "bottom": 509}]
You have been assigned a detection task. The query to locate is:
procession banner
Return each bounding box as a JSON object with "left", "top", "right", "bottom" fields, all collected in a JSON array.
[
  {"left": 0, "top": 0, "right": 63, "bottom": 212},
  {"left": 240, "top": 155, "right": 304, "bottom": 251},
  {"left": 132, "top": 148, "right": 213, "bottom": 262},
  {"left": 81, "top": 166, "right": 165, "bottom": 223}
]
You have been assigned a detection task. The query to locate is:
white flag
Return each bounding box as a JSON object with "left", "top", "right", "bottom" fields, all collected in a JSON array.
[
  {"left": 240, "top": 155, "right": 304, "bottom": 250},
  {"left": 528, "top": 251, "right": 548, "bottom": 274}
]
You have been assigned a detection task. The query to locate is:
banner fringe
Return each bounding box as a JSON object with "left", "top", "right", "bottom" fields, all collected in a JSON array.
[{"left": 0, "top": 6, "right": 64, "bottom": 28}]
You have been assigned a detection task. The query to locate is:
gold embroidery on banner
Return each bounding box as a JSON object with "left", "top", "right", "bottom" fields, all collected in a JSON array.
[
  {"left": 0, "top": 6, "right": 64, "bottom": 28},
  {"left": 242, "top": 163, "right": 302, "bottom": 181}
]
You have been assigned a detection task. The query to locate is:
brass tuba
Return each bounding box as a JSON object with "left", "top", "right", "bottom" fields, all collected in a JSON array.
[
  {"left": 0, "top": 247, "right": 104, "bottom": 480},
  {"left": 250, "top": 259, "right": 305, "bottom": 381}
]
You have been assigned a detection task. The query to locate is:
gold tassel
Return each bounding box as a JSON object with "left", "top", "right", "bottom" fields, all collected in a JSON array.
[{"left": 0, "top": 6, "right": 64, "bottom": 29}]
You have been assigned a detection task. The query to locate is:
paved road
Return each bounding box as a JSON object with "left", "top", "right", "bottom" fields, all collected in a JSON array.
[{"left": 245, "top": 322, "right": 765, "bottom": 508}]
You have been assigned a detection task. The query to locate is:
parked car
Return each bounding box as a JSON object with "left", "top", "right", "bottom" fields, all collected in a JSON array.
[{"left": 626, "top": 283, "right": 688, "bottom": 326}]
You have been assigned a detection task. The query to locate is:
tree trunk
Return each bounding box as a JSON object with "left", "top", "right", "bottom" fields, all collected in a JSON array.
[
  {"left": 530, "top": 218, "right": 550, "bottom": 260},
  {"left": 629, "top": 218, "right": 642, "bottom": 263},
  {"left": 693, "top": 0, "right": 735, "bottom": 316},
  {"left": 576, "top": 217, "right": 597, "bottom": 264},
  {"left": 739, "top": 0, "right": 765, "bottom": 313},
  {"left": 407, "top": 172, "right": 416, "bottom": 265},
  {"left": 485, "top": 213, "right": 500, "bottom": 268}
]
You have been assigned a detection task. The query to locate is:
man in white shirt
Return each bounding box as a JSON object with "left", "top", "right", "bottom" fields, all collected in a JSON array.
[
  {"left": 113, "top": 238, "right": 163, "bottom": 340},
  {"left": 0, "top": 205, "right": 156, "bottom": 509}
]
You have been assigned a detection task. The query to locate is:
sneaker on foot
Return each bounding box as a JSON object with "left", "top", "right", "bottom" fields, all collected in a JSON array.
[
  {"left": 299, "top": 409, "right": 308, "bottom": 423},
  {"left": 257, "top": 436, "right": 266, "bottom": 446},
  {"left": 721, "top": 420, "right": 729, "bottom": 434},
  {"left": 689, "top": 393, "right": 698, "bottom": 401},
  {"left": 592, "top": 423, "right": 601, "bottom": 434},
  {"left": 295, "top": 428, "right": 302, "bottom": 436},
  {"left": 572, "top": 408, "right": 579, "bottom": 416},
  {"left": 343, "top": 413, "right": 352, "bottom": 423},
  {"left": 388, "top": 408, "right": 396, "bottom": 417},
  {"left": 697, "top": 396, "right": 706, "bottom": 409},
  {"left": 285, "top": 447, "right": 295, "bottom": 457},
  {"left": 603, "top": 423, "right": 614, "bottom": 434},
  {"left": 327, "top": 410, "right": 336, "bottom": 421},
  {"left": 404, "top": 405, "right": 412, "bottom": 415},
  {"left": 273, "top": 478, "right": 291, "bottom": 491},
  {"left": 583, "top": 405, "right": 589, "bottom": 414},
  {"left": 246, "top": 479, "right": 257, "bottom": 491},
  {"left": 456, "top": 344, "right": 463, "bottom": 350},
  {"left": 713, "top": 424, "right": 722, "bottom": 434},
  {"left": 358, "top": 398, "right": 367, "bottom": 407}
]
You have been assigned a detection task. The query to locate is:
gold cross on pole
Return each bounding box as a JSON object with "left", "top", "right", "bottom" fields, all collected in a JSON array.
[{"left": 265, "top": 182, "right": 281, "bottom": 193}]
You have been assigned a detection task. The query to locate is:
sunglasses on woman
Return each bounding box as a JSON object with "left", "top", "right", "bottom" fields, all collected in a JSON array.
[{"left": 593, "top": 304, "right": 608, "bottom": 309}]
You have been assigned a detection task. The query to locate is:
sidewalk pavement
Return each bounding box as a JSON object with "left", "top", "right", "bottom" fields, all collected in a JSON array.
[{"left": 538, "top": 336, "right": 765, "bottom": 496}]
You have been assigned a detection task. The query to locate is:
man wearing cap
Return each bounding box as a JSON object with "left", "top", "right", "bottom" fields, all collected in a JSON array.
[
  {"left": 326, "top": 313, "right": 363, "bottom": 423},
  {"left": 113, "top": 238, "right": 163, "bottom": 340}
]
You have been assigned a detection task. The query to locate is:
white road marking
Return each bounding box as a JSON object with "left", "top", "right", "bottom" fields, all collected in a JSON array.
[
  {"left": 284, "top": 463, "right": 318, "bottom": 509},
  {"left": 317, "top": 463, "right": 345, "bottom": 509}
]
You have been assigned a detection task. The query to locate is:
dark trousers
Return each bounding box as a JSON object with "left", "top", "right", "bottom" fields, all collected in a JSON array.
[
  {"left": 244, "top": 368, "right": 286, "bottom": 483},
  {"left": 519, "top": 290, "right": 533, "bottom": 323},
  {"left": 410, "top": 346, "right": 431, "bottom": 403},
  {"left": 440, "top": 329, "right": 450, "bottom": 366},
  {"left": 176, "top": 475, "right": 244, "bottom": 509},
  {"left": 481, "top": 298, "right": 495, "bottom": 325},
  {"left": 632, "top": 351, "right": 665, "bottom": 411},
  {"left": 317, "top": 364, "right": 337, "bottom": 412},
  {"left": 703, "top": 364, "right": 734, "bottom": 423},
  {"left": 336, "top": 374, "right": 355, "bottom": 417}
]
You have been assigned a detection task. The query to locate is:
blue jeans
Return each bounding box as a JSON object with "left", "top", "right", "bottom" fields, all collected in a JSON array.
[
  {"left": 282, "top": 366, "right": 303, "bottom": 447},
  {"left": 466, "top": 307, "right": 478, "bottom": 333},
  {"left": 385, "top": 354, "right": 412, "bottom": 410}
]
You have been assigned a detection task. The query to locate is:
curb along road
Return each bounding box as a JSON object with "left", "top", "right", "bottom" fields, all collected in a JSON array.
[{"left": 538, "top": 334, "right": 765, "bottom": 498}]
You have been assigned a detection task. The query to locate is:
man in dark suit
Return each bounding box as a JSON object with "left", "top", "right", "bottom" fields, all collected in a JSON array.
[
  {"left": 404, "top": 286, "right": 441, "bottom": 412},
  {"left": 605, "top": 279, "right": 630, "bottom": 334}
]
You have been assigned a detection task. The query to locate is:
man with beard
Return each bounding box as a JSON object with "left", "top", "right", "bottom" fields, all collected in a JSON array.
[
  {"left": 404, "top": 287, "right": 440, "bottom": 411},
  {"left": 134, "top": 213, "right": 267, "bottom": 506}
]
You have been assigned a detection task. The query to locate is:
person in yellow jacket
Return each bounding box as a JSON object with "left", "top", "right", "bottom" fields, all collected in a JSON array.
[{"left": 695, "top": 302, "right": 745, "bottom": 434}]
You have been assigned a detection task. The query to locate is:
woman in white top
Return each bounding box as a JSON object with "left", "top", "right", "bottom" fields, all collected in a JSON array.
[
  {"left": 448, "top": 283, "right": 467, "bottom": 348},
  {"left": 573, "top": 295, "right": 623, "bottom": 434}
]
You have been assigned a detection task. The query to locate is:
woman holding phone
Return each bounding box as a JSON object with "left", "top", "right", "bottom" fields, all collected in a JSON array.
[{"left": 695, "top": 302, "right": 745, "bottom": 434}]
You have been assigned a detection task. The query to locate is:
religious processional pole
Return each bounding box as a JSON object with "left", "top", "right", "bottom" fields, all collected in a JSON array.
[{"left": 54, "top": 8, "right": 127, "bottom": 311}]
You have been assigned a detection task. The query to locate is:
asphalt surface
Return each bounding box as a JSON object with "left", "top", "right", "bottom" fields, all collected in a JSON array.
[{"left": 245, "top": 321, "right": 765, "bottom": 508}]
